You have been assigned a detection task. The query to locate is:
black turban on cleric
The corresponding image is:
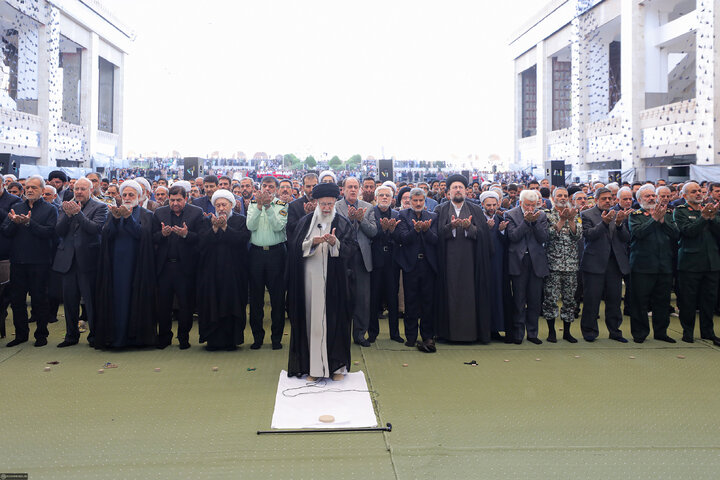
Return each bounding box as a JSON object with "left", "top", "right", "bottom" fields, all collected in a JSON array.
[
  {"left": 446, "top": 174, "right": 468, "bottom": 189},
  {"left": 312, "top": 182, "right": 340, "bottom": 199}
]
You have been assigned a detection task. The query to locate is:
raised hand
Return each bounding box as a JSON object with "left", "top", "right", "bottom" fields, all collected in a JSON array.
[
  {"left": 450, "top": 215, "right": 462, "bottom": 229},
  {"left": 355, "top": 207, "right": 366, "bottom": 222},
  {"left": 651, "top": 202, "right": 666, "bottom": 222},
  {"left": 460, "top": 215, "right": 472, "bottom": 229},
  {"left": 615, "top": 209, "right": 629, "bottom": 225},
  {"left": 601, "top": 209, "right": 616, "bottom": 224},
  {"left": 323, "top": 227, "right": 337, "bottom": 246},
  {"left": 109, "top": 205, "right": 122, "bottom": 219},
  {"left": 486, "top": 217, "right": 495, "bottom": 229},
  {"left": 160, "top": 222, "right": 172, "bottom": 237},
  {"left": 62, "top": 201, "right": 80, "bottom": 216},
  {"left": 387, "top": 218, "right": 399, "bottom": 233},
  {"left": 304, "top": 200, "right": 317, "bottom": 214},
  {"left": 498, "top": 220, "right": 509, "bottom": 232},
  {"left": 172, "top": 222, "right": 189, "bottom": 238},
  {"left": 412, "top": 219, "right": 422, "bottom": 232},
  {"left": 701, "top": 202, "right": 718, "bottom": 220},
  {"left": 421, "top": 219, "right": 431, "bottom": 232}
]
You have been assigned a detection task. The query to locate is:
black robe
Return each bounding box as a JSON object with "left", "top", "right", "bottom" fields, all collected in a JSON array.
[
  {"left": 434, "top": 201, "right": 494, "bottom": 343},
  {"left": 94, "top": 207, "right": 157, "bottom": 348},
  {"left": 286, "top": 213, "right": 358, "bottom": 378},
  {"left": 196, "top": 214, "right": 250, "bottom": 348}
]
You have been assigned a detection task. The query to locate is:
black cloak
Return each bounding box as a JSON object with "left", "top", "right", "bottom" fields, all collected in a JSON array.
[
  {"left": 196, "top": 214, "right": 250, "bottom": 347},
  {"left": 94, "top": 207, "right": 157, "bottom": 348},
  {"left": 434, "top": 200, "right": 494, "bottom": 343},
  {"left": 286, "top": 212, "right": 358, "bottom": 377}
]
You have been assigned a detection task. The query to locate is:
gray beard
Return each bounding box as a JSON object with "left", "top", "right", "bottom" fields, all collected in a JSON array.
[{"left": 123, "top": 199, "right": 139, "bottom": 208}]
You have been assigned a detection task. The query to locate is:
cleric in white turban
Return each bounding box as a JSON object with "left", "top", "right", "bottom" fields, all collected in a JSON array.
[{"left": 93, "top": 177, "right": 157, "bottom": 349}]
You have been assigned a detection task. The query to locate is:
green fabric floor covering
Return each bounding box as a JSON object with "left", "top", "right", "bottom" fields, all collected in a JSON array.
[{"left": 2, "top": 312, "right": 720, "bottom": 479}]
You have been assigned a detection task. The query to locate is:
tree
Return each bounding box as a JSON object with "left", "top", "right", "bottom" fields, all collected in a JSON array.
[
  {"left": 328, "top": 155, "right": 343, "bottom": 170},
  {"left": 304, "top": 155, "right": 317, "bottom": 168},
  {"left": 283, "top": 153, "right": 299, "bottom": 167},
  {"left": 345, "top": 154, "right": 362, "bottom": 170}
]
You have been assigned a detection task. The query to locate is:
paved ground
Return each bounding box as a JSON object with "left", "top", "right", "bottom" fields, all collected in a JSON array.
[{"left": 2, "top": 307, "right": 720, "bottom": 479}]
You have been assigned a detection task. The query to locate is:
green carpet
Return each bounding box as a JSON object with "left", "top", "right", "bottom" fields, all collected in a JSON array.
[{"left": 2, "top": 306, "right": 720, "bottom": 479}]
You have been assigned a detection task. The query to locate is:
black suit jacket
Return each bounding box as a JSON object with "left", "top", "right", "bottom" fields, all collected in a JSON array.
[
  {"left": 152, "top": 203, "right": 205, "bottom": 275},
  {"left": 287, "top": 196, "right": 311, "bottom": 239},
  {"left": 395, "top": 208, "right": 438, "bottom": 273},
  {"left": 371, "top": 206, "right": 400, "bottom": 269},
  {"left": 52, "top": 197, "right": 109, "bottom": 273},
  {"left": 504, "top": 206, "right": 549, "bottom": 278},
  {"left": 580, "top": 205, "right": 631, "bottom": 275}
]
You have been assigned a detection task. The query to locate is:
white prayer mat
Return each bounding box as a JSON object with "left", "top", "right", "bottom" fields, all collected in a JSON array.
[{"left": 271, "top": 370, "right": 378, "bottom": 429}]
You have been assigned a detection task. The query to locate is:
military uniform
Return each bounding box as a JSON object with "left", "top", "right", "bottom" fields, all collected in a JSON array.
[
  {"left": 246, "top": 197, "right": 288, "bottom": 349},
  {"left": 541, "top": 208, "right": 582, "bottom": 342},
  {"left": 628, "top": 207, "right": 679, "bottom": 342},
  {"left": 673, "top": 204, "right": 720, "bottom": 342}
]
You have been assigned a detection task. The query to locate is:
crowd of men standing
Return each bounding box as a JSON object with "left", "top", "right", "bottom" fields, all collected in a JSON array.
[{"left": 1, "top": 168, "right": 719, "bottom": 367}]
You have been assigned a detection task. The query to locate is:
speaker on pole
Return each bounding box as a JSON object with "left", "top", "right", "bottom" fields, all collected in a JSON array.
[
  {"left": 550, "top": 160, "right": 566, "bottom": 187},
  {"left": 608, "top": 170, "right": 621, "bottom": 183},
  {"left": 378, "top": 159, "right": 393, "bottom": 182}
]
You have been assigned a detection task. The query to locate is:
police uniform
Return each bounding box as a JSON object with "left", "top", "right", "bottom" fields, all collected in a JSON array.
[
  {"left": 628, "top": 207, "right": 679, "bottom": 342},
  {"left": 673, "top": 204, "right": 720, "bottom": 344},
  {"left": 246, "top": 197, "right": 288, "bottom": 349},
  {"left": 541, "top": 208, "right": 582, "bottom": 342}
]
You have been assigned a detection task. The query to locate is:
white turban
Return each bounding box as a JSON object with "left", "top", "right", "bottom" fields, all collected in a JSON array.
[
  {"left": 135, "top": 177, "right": 151, "bottom": 194},
  {"left": 381, "top": 180, "right": 397, "bottom": 194},
  {"left": 319, "top": 170, "right": 337, "bottom": 183},
  {"left": 5, "top": 174, "right": 16, "bottom": 181},
  {"left": 479, "top": 191, "right": 500, "bottom": 204},
  {"left": 119, "top": 180, "right": 142, "bottom": 197},
  {"left": 172, "top": 180, "right": 191, "bottom": 193},
  {"left": 211, "top": 189, "right": 236, "bottom": 208}
]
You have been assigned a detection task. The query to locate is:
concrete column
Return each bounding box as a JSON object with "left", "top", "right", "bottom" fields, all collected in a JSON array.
[
  {"left": 113, "top": 56, "right": 125, "bottom": 160},
  {"left": 81, "top": 33, "right": 99, "bottom": 165},
  {"left": 514, "top": 66, "right": 522, "bottom": 167},
  {"left": 620, "top": 0, "right": 645, "bottom": 179},
  {"left": 695, "top": 0, "right": 720, "bottom": 165},
  {"left": 37, "top": 4, "right": 60, "bottom": 167},
  {"left": 586, "top": 33, "right": 609, "bottom": 123},
  {"left": 570, "top": 15, "right": 588, "bottom": 176},
  {"left": 536, "top": 40, "right": 550, "bottom": 171}
]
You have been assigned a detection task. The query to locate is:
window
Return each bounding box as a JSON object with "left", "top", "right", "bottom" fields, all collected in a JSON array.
[
  {"left": 608, "top": 41, "right": 621, "bottom": 111},
  {"left": 521, "top": 66, "right": 537, "bottom": 138},
  {"left": 552, "top": 57, "right": 571, "bottom": 130},
  {"left": 98, "top": 57, "right": 114, "bottom": 132}
]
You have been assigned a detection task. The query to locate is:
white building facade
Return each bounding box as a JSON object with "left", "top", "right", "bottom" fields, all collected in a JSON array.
[
  {"left": 510, "top": 0, "right": 719, "bottom": 182},
  {"left": 0, "top": 0, "right": 131, "bottom": 173}
]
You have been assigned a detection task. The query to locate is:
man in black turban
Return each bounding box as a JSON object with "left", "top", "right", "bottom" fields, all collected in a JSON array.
[{"left": 286, "top": 183, "right": 358, "bottom": 380}]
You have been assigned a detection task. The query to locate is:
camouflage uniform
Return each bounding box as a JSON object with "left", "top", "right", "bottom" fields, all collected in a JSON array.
[{"left": 542, "top": 208, "right": 582, "bottom": 323}]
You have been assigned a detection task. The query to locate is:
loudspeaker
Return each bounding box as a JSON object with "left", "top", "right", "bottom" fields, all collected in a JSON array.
[
  {"left": 378, "top": 159, "right": 393, "bottom": 182},
  {"left": 0, "top": 154, "right": 16, "bottom": 176},
  {"left": 183, "top": 157, "right": 201, "bottom": 180},
  {"left": 550, "top": 160, "right": 565, "bottom": 187},
  {"left": 608, "top": 170, "right": 621, "bottom": 183},
  {"left": 461, "top": 170, "right": 470, "bottom": 183}
]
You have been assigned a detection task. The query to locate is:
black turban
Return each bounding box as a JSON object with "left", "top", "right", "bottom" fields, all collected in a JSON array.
[
  {"left": 446, "top": 174, "right": 468, "bottom": 189},
  {"left": 397, "top": 186, "right": 412, "bottom": 202},
  {"left": 312, "top": 182, "right": 340, "bottom": 199}
]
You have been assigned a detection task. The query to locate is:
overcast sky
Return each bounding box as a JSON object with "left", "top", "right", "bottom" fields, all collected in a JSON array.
[{"left": 101, "top": 0, "right": 540, "bottom": 165}]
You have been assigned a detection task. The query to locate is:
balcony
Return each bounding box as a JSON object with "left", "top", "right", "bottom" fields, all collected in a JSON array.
[
  {"left": 640, "top": 99, "right": 697, "bottom": 158},
  {"left": 0, "top": 107, "right": 42, "bottom": 157}
]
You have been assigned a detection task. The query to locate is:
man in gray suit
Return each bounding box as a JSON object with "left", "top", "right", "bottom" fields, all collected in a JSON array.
[
  {"left": 53, "top": 177, "right": 108, "bottom": 347},
  {"left": 579, "top": 187, "right": 630, "bottom": 342},
  {"left": 336, "top": 177, "right": 377, "bottom": 346},
  {"left": 505, "top": 189, "right": 549, "bottom": 344}
]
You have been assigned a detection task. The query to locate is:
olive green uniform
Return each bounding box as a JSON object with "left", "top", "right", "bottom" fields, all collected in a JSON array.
[
  {"left": 628, "top": 208, "right": 679, "bottom": 341},
  {"left": 673, "top": 204, "right": 720, "bottom": 341}
]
